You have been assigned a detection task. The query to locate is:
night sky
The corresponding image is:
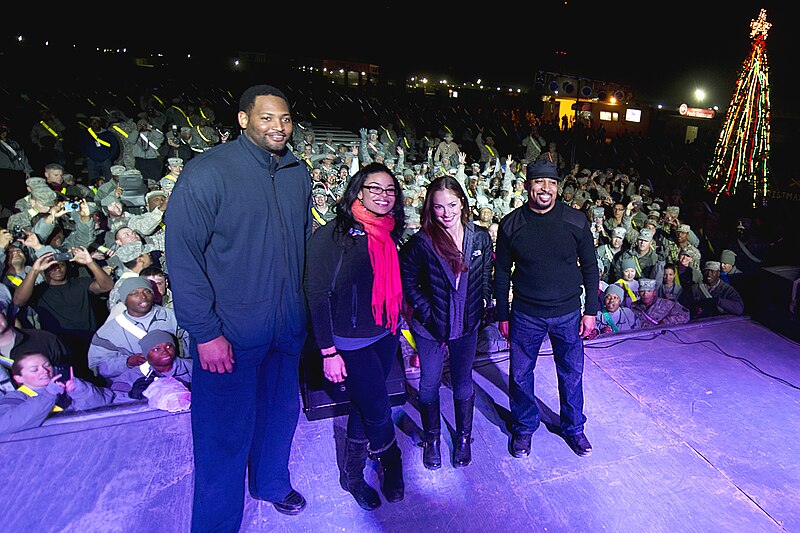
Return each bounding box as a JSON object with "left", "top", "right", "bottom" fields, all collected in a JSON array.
[{"left": 4, "top": 2, "right": 792, "bottom": 114}]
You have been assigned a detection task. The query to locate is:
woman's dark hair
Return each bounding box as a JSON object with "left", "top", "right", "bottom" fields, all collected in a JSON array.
[
  {"left": 238, "top": 84, "right": 290, "bottom": 114},
  {"left": 334, "top": 162, "right": 405, "bottom": 244},
  {"left": 421, "top": 176, "right": 469, "bottom": 274}
]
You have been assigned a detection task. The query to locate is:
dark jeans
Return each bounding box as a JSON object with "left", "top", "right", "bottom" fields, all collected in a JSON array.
[
  {"left": 416, "top": 329, "right": 478, "bottom": 404},
  {"left": 509, "top": 308, "right": 587, "bottom": 437},
  {"left": 87, "top": 157, "right": 114, "bottom": 184},
  {"left": 190, "top": 346, "right": 300, "bottom": 533},
  {"left": 340, "top": 332, "right": 400, "bottom": 452}
]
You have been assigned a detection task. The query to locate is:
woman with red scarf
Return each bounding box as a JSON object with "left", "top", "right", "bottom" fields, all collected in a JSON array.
[{"left": 305, "top": 163, "right": 406, "bottom": 511}]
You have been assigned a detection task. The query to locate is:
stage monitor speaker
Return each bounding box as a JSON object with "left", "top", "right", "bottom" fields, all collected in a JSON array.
[{"left": 300, "top": 345, "right": 408, "bottom": 421}]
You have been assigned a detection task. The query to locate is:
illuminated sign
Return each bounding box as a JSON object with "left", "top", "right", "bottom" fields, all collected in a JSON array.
[
  {"left": 625, "top": 108, "right": 642, "bottom": 123},
  {"left": 679, "top": 103, "right": 715, "bottom": 119}
]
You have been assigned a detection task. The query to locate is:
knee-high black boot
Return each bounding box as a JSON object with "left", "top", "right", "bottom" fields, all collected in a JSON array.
[
  {"left": 418, "top": 398, "right": 442, "bottom": 470},
  {"left": 372, "top": 440, "right": 404, "bottom": 502},
  {"left": 340, "top": 438, "right": 381, "bottom": 510},
  {"left": 453, "top": 393, "right": 475, "bottom": 467}
]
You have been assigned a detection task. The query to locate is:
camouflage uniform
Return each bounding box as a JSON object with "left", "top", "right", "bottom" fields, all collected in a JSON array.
[
  {"left": 433, "top": 135, "right": 459, "bottom": 167},
  {"left": 109, "top": 117, "right": 138, "bottom": 169},
  {"left": 631, "top": 298, "right": 690, "bottom": 327},
  {"left": 380, "top": 126, "right": 398, "bottom": 157},
  {"left": 190, "top": 122, "right": 220, "bottom": 152},
  {"left": 359, "top": 128, "right": 384, "bottom": 164},
  {"left": 664, "top": 240, "right": 702, "bottom": 271}
]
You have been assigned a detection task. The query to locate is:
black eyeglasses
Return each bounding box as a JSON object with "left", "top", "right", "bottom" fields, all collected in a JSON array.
[{"left": 362, "top": 185, "right": 397, "bottom": 197}]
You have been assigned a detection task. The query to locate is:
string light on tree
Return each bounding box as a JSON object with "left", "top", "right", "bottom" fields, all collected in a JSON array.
[{"left": 704, "top": 8, "right": 771, "bottom": 207}]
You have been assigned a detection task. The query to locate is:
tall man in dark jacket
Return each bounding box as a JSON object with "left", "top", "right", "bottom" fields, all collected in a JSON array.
[
  {"left": 494, "top": 160, "right": 599, "bottom": 459},
  {"left": 165, "top": 84, "right": 312, "bottom": 532}
]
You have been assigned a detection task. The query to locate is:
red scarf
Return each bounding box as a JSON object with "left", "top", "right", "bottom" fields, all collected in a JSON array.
[{"left": 352, "top": 200, "right": 402, "bottom": 334}]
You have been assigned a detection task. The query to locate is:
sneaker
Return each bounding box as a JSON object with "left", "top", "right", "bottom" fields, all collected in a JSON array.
[
  {"left": 509, "top": 433, "right": 532, "bottom": 458},
  {"left": 564, "top": 433, "right": 593, "bottom": 457}
]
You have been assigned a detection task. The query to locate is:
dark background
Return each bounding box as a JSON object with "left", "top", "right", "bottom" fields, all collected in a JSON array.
[{"left": 3, "top": 2, "right": 793, "bottom": 114}]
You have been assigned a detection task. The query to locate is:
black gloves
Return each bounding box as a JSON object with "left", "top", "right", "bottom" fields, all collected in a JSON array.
[{"left": 129, "top": 375, "right": 155, "bottom": 400}]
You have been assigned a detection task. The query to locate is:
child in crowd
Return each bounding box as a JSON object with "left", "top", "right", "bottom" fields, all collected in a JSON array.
[
  {"left": 0, "top": 352, "right": 114, "bottom": 434},
  {"left": 594, "top": 284, "right": 638, "bottom": 336},
  {"left": 110, "top": 330, "right": 191, "bottom": 400},
  {"left": 614, "top": 257, "right": 640, "bottom": 308}
]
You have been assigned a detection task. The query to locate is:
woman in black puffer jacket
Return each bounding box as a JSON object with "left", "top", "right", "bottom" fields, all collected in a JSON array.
[{"left": 399, "top": 175, "right": 494, "bottom": 470}]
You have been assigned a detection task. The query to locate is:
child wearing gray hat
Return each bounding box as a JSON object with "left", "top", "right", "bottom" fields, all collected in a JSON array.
[
  {"left": 593, "top": 284, "right": 637, "bottom": 336},
  {"left": 109, "top": 329, "right": 192, "bottom": 400}
]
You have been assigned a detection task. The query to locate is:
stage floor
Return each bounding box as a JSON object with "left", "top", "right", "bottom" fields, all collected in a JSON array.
[{"left": 2, "top": 316, "right": 799, "bottom": 532}]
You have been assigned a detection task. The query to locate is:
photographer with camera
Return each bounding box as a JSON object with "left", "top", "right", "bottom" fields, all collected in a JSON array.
[
  {"left": 15, "top": 198, "right": 99, "bottom": 264},
  {"left": 12, "top": 245, "right": 114, "bottom": 380},
  {"left": 162, "top": 123, "right": 195, "bottom": 164},
  {"left": 129, "top": 118, "right": 164, "bottom": 184}
]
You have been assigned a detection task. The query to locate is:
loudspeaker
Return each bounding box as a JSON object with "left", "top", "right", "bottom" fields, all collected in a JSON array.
[
  {"left": 534, "top": 71, "right": 546, "bottom": 91},
  {"left": 300, "top": 346, "right": 408, "bottom": 421},
  {"left": 118, "top": 172, "right": 148, "bottom": 210}
]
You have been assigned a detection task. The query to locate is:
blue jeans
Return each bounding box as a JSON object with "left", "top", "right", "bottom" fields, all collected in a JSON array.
[
  {"left": 416, "top": 329, "right": 478, "bottom": 404},
  {"left": 508, "top": 308, "right": 587, "bottom": 437}
]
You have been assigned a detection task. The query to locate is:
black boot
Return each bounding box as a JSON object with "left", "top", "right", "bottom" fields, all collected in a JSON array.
[
  {"left": 340, "top": 438, "right": 381, "bottom": 510},
  {"left": 418, "top": 398, "right": 442, "bottom": 470},
  {"left": 453, "top": 393, "right": 475, "bottom": 467},
  {"left": 373, "top": 440, "right": 404, "bottom": 502}
]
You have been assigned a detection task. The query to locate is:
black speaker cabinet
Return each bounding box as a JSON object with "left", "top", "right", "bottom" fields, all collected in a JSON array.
[{"left": 300, "top": 346, "right": 408, "bottom": 421}]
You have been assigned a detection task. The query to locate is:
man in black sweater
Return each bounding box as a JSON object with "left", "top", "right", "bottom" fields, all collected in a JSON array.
[{"left": 494, "top": 160, "right": 599, "bottom": 459}]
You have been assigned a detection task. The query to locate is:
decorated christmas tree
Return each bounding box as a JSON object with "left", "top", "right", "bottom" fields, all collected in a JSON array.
[{"left": 705, "top": 9, "right": 771, "bottom": 207}]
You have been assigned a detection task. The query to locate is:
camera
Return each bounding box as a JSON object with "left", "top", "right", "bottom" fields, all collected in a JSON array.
[
  {"left": 171, "top": 124, "right": 179, "bottom": 140},
  {"left": 64, "top": 201, "right": 80, "bottom": 212},
  {"left": 11, "top": 225, "right": 26, "bottom": 240},
  {"left": 52, "top": 251, "right": 74, "bottom": 262}
]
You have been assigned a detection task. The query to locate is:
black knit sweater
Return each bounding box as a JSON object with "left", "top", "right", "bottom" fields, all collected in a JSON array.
[{"left": 494, "top": 201, "right": 600, "bottom": 321}]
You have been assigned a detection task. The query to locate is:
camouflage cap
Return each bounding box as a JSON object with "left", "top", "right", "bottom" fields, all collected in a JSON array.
[
  {"left": 31, "top": 187, "right": 57, "bottom": 207},
  {"left": 639, "top": 278, "right": 657, "bottom": 291},
  {"left": 679, "top": 247, "right": 700, "bottom": 262}
]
